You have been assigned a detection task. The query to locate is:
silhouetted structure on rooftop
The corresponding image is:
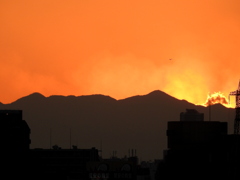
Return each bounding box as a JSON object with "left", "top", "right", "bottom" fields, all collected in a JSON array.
[
  {"left": 180, "top": 108, "right": 204, "bottom": 121},
  {"left": 30, "top": 147, "right": 100, "bottom": 180},
  {"left": 87, "top": 155, "right": 138, "bottom": 180}
]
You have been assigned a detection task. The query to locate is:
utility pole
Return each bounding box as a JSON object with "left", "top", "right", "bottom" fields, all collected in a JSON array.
[
  {"left": 229, "top": 80, "right": 240, "bottom": 180},
  {"left": 209, "top": 93, "right": 211, "bottom": 121},
  {"left": 229, "top": 80, "right": 240, "bottom": 134}
]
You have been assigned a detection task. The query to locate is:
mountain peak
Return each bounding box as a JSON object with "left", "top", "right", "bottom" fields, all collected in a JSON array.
[
  {"left": 12, "top": 92, "right": 45, "bottom": 104},
  {"left": 146, "top": 90, "right": 178, "bottom": 100},
  {"left": 147, "top": 90, "right": 166, "bottom": 96},
  {"left": 28, "top": 92, "right": 45, "bottom": 98}
]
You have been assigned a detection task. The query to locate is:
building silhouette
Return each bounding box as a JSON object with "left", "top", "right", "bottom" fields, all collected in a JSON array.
[
  {"left": 4, "top": 108, "right": 240, "bottom": 180},
  {"left": 156, "top": 109, "right": 240, "bottom": 180},
  {"left": 0, "top": 109, "right": 141, "bottom": 180},
  {"left": 87, "top": 154, "right": 138, "bottom": 180},
  {"left": 0, "top": 110, "right": 101, "bottom": 179},
  {"left": 1, "top": 110, "right": 31, "bottom": 178},
  {"left": 0, "top": 109, "right": 31, "bottom": 151},
  {"left": 30, "top": 147, "right": 100, "bottom": 180}
]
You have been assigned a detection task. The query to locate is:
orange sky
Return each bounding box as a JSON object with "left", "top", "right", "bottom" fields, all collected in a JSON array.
[{"left": 0, "top": 0, "right": 240, "bottom": 106}]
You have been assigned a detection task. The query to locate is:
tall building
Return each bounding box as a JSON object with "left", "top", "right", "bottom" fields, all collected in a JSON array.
[
  {"left": 0, "top": 109, "right": 31, "bottom": 151},
  {"left": 156, "top": 109, "right": 230, "bottom": 180},
  {"left": 0, "top": 110, "right": 31, "bottom": 178}
]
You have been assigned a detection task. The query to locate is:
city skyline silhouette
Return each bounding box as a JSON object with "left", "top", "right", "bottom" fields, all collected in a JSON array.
[
  {"left": 2, "top": 99, "right": 240, "bottom": 180},
  {"left": 1, "top": 90, "right": 236, "bottom": 161}
]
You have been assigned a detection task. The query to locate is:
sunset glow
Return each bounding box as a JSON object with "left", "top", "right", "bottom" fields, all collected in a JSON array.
[
  {"left": 0, "top": 0, "right": 239, "bottom": 106},
  {"left": 202, "top": 92, "right": 231, "bottom": 108}
]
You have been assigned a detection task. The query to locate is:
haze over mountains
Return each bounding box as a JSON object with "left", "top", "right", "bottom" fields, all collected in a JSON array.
[{"left": 0, "top": 90, "right": 235, "bottom": 161}]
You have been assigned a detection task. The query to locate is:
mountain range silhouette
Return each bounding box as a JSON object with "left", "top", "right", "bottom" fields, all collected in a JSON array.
[{"left": 0, "top": 90, "right": 235, "bottom": 161}]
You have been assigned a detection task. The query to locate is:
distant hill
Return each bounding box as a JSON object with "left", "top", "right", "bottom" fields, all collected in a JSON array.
[{"left": 0, "top": 90, "right": 235, "bottom": 161}]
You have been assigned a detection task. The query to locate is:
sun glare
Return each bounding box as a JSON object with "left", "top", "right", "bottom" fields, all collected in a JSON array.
[{"left": 201, "top": 92, "right": 232, "bottom": 108}]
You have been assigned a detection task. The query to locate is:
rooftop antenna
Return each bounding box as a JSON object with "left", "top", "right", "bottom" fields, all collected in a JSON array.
[
  {"left": 50, "top": 128, "right": 52, "bottom": 149},
  {"left": 70, "top": 128, "right": 72, "bottom": 149},
  {"left": 100, "top": 139, "right": 103, "bottom": 158}
]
